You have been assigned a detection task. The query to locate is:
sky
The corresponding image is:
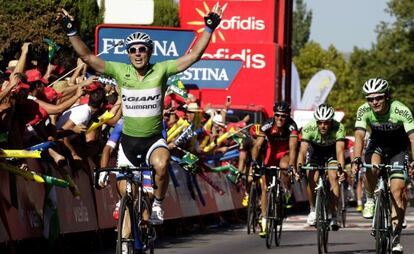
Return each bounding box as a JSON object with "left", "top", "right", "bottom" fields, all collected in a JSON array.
[{"left": 303, "top": 0, "right": 394, "bottom": 53}]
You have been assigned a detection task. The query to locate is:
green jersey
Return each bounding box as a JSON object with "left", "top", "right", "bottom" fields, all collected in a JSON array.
[
  {"left": 301, "top": 119, "right": 346, "bottom": 148},
  {"left": 104, "top": 60, "right": 178, "bottom": 137},
  {"left": 354, "top": 100, "right": 414, "bottom": 143}
]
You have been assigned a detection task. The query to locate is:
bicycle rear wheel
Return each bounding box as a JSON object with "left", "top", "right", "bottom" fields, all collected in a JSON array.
[
  {"left": 117, "top": 195, "right": 134, "bottom": 254},
  {"left": 247, "top": 183, "right": 258, "bottom": 234},
  {"left": 316, "top": 188, "right": 329, "bottom": 254},
  {"left": 265, "top": 190, "right": 275, "bottom": 248},
  {"left": 374, "top": 193, "right": 389, "bottom": 254}
]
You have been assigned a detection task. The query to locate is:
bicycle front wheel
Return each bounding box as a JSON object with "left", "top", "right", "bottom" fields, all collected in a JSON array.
[
  {"left": 265, "top": 189, "right": 275, "bottom": 248},
  {"left": 374, "top": 193, "right": 390, "bottom": 254},
  {"left": 274, "top": 186, "right": 284, "bottom": 247},
  {"left": 117, "top": 195, "right": 134, "bottom": 254},
  {"left": 316, "top": 188, "right": 329, "bottom": 254},
  {"left": 247, "top": 183, "right": 258, "bottom": 234},
  {"left": 135, "top": 195, "right": 155, "bottom": 254}
]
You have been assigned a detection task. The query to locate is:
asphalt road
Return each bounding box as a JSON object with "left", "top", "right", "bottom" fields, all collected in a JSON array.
[{"left": 65, "top": 207, "right": 414, "bottom": 254}]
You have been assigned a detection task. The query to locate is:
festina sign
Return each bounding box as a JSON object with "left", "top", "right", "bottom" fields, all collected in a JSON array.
[
  {"left": 95, "top": 25, "right": 242, "bottom": 90},
  {"left": 96, "top": 25, "right": 197, "bottom": 63}
]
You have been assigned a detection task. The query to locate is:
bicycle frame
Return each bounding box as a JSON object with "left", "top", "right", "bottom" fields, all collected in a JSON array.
[
  {"left": 302, "top": 164, "right": 340, "bottom": 254},
  {"left": 94, "top": 165, "right": 157, "bottom": 253},
  {"left": 363, "top": 163, "right": 405, "bottom": 254},
  {"left": 264, "top": 166, "right": 286, "bottom": 248}
]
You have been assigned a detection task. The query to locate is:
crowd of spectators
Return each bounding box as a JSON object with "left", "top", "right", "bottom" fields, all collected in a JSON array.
[{"left": 0, "top": 42, "right": 252, "bottom": 200}]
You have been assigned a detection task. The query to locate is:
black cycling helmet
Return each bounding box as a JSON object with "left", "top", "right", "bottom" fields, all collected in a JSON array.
[{"left": 273, "top": 101, "right": 291, "bottom": 114}]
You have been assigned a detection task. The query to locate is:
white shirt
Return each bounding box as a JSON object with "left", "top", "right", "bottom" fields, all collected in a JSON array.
[{"left": 56, "top": 104, "right": 92, "bottom": 129}]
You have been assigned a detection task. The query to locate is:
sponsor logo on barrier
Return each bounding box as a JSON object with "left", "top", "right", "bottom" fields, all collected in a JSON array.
[
  {"left": 73, "top": 202, "right": 89, "bottom": 223},
  {"left": 27, "top": 210, "right": 42, "bottom": 229}
]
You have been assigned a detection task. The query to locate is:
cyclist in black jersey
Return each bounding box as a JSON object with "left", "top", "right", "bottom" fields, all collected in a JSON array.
[{"left": 351, "top": 78, "right": 414, "bottom": 253}]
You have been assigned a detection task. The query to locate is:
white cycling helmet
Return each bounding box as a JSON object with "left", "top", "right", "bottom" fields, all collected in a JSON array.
[
  {"left": 125, "top": 32, "right": 154, "bottom": 50},
  {"left": 362, "top": 78, "right": 389, "bottom": 95},
  {"left": 314, "top": 104, "right": 335, "bottom": 121}
]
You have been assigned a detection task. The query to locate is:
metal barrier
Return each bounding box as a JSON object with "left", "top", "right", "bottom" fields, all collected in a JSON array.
[{"left": 0, "top": 157, "right": 244, "bottom": 243}]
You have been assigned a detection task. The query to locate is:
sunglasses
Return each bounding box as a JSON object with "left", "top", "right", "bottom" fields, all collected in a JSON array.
[
  {"left": 128, "top": 46, "right": 149, "bottom": 54},
  {"left": 316, "top": 120, "right": 330, "bottom": 125},
  {"left": 275, "top": 113, "right": 288, "bottom": 118},
  {"left": 366, "top": 95, "right": 385, "bottom": 102}
]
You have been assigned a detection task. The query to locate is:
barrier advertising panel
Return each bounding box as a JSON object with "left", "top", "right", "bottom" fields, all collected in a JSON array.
[
  {"left": 0, "top": 159, "right": 44, "bottom": 240},
  {"left": 55, "top": 169, "right": 98, "bottom": 234},
  {"left": 180, "top": 0, "right": 276, "bottom": 44}
]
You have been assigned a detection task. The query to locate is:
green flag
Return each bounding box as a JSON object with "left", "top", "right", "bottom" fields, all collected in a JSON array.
[
  {"left": 167, "top": 78, "right": 188, "bottom": 100},
  {"left": 43, "top": 38, "right": 60, "bottom": 63},
  {"left": 42, "top": 166, "right": 60, "bottom": 242}
]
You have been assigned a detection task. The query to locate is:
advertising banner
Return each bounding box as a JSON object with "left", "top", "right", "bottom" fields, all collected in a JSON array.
[
  {"left": 96, "top": 25, "right": 197, "bottom": 64},
  {"left": 56, "top": 169, "right": 98, "bottom": 234},
  {"left": 0, "top": 159, "right": 44, "bottom": 240},
  {"left": 96, "top": 25, "right": 243, "bottom": 91},
  {"left": 199, "top": 42, "right": 277, "bottom": 115},
  {"left": 94, "top": 176, "right": 118, "bottom": 229},
  {"left": 293, "top": 109, "right": 345, "bottom": 129},
  {"left": 299, "top": 70, "right": 336, "bottom": 110},
  {"left": 0, "top": 219, "right": 8, "bottom": 242},
  {"left": 180, "top": 0, "right": 276, "bottom": 44}
]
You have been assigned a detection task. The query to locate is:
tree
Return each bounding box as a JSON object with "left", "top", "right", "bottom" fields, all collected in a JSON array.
[
  {"left": 153, "top": 0, "right": 179, "bottom": 27},
  {"left": 348, "top": 0, "right": 414, "bottom": 109},
  {"left": 292, "top": 0, "right": 312, "bottom": 57},
  {"left": 0, "top": 0, "right": 102, "bottom": 70},
  {"left": 293, "top": 42, "right": 361, "bottom": 130}
]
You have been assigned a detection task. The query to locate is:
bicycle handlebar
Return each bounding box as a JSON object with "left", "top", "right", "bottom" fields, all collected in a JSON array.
[
  {"left": 300, "top": 165, "right": 341, "bottom": 171},
  {"left": 94, "top": 166, "right": 157, "bottom": 190},
  {"left": 363, "top": 163, "right": 405, "bottom": 170}
]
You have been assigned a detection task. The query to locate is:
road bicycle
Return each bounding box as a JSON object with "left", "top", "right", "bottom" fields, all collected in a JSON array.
[
  {"left": 301, "top": 164, "right": 341, "bottom": 254},
  {"left": 95, "top": 165, "right": 157, "bottom": 254},
  {"left": 264, "top": 166, "right": 293, "bottom": 248},
  {"left": 362, "top": 163, "right": 405, "bottom": 254}
]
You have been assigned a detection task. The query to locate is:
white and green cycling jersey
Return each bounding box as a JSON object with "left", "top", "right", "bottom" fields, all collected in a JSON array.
[
  {"left": 104, "top": 60, "right": 178, "bottom": 137},
  {"left": 354, "top": 100, "right": 414, "bottom": 143},
  {"left": 301, "top": 119, "right": 346, "bottom": 148}
]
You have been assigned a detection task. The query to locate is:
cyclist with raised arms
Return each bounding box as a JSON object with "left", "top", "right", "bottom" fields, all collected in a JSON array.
[
  {"left": 351, "top": 78, "right": 414, "bottom": 253},
  {"left": 250, "top": 101, "right": 299, "bottom": 236},
  {"left": 57, "top": 5, "right": 224, "bottom": 226},
  {"left": 297, "top": 104, "right": 345, "bottom": 231}
]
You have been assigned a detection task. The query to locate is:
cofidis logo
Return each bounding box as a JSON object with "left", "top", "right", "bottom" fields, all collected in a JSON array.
[{"left": 185, "top": 1, "right": 266, "bottom": 43}]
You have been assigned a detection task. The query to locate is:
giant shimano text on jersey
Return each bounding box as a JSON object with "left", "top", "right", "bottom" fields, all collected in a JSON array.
[{"left": 104, "top": 60, "right": 178, "bottom": 137}]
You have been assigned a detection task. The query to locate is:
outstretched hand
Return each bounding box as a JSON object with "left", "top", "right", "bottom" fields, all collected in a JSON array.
[
  {"left": 204, "top": 2, "right": 226, "bottom": 31},
  {"left": 56, "top": 8, "right": 78, "bottom": 36}
]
